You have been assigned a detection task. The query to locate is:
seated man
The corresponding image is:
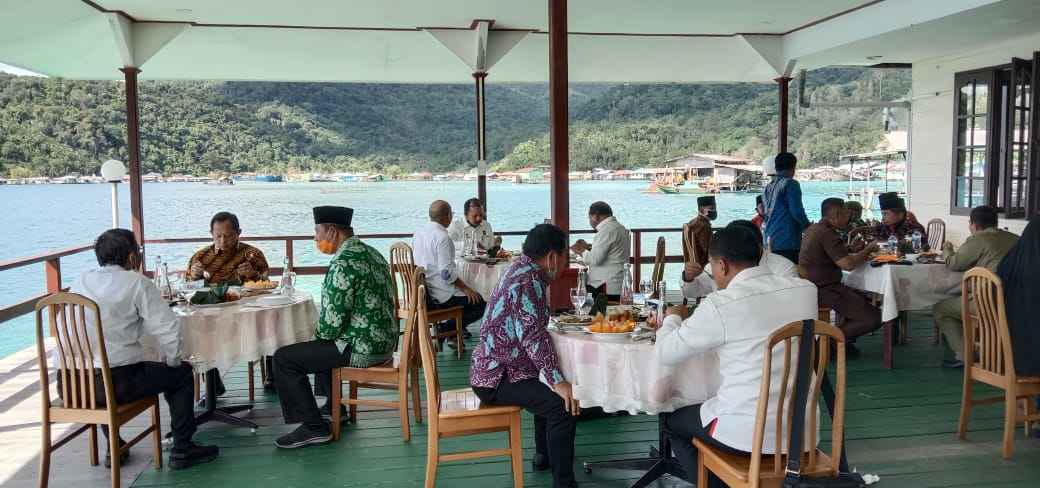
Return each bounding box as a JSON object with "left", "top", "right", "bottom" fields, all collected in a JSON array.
[
  {"left": 273, "top": 206, "right": 397, "bottom": 448},
  {"left": 186, "top": 212, "right": 269, "bottom": 284},
  {"left": 800, "top": 198, "right": 881, "bottom": 357},
  {"left": 471, "top": 224, "right": 581, "bottom": 488},
  {"left": 838, "top": 200, "right": 868, "bottom": 242},
  {"left": 751, "top": 195, "right": 765, "bottom": 229},
  {"left": 414, "top": 200, "right": 486, "bottom": 335},
  {"left": 684, "top": 196, "right": 716, "bottom": 268},
  {"left": 681, "top": 219, "right": 797, "bottom": 300},
  {"left": 71, "top": 229, "right": 218, "bottom": 469},
  {"left": 656, "top": 225, "right": 818, "bottom": 484},
  {"left": 934, "top": 205, "right": 1018, "bottom": 368},
  {"left": 447, "top": 197, "right": 501, "bottom": 253},
  {"left": 570, "top": 201, "right": 631, "bottom": 300},
  {"left": 872, "top": 192, "right": 928, "bottom": 244}
]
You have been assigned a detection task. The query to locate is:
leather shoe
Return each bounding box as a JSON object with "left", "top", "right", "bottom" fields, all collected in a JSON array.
[
  {"left": 942, "top": 359, "right": 964, "bottom": 369},
  {"left": 532, "top": 453, "right": 550, "bottom": 471}
]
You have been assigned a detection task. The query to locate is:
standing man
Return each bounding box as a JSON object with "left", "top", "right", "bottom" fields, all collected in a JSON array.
[
  {"left": 414, "top": 200, "right": 486, "bottom": 336},
  {"left": 872, "top": 192, "right": 928, "bottom": 243},
  {"left": 934, "top": 206, "right": 1018, "bottom": 368},
  {"left": 684, "top": 196, "right": 716, "bottom": 268},
  {"left": 186, "top": 212, "right": 269, "bottom": 284},
  {"left": 570, "top": 201, "right": 631, "bottom": 299},
  {"left": 763, "top": 152, "right": 811, "bottom": 264},
  {"left": 800, "top": 198, "right": 881, "bottom": 357},
  {"left": 273, "top": 206, "right": 397, "bottom": 448},
  {"left": 448, "top": 198, "right": 502, "bottom": 252},
  {"left": 751, "top": 195, "right": 765, "bottom": 229},
  {"left": 471, "top": 224, "right": 580, "bottom": 488},
  {"left": 71, "top": 229, "right": 219, "bottom": 469}
]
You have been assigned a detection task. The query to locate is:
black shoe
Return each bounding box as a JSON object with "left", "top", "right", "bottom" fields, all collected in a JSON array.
[
  {"left": 532, "top": 453, "right": 550, "bottom": 471},
  {"left": 463, "top": 329, "right": 473, "bottom": 339},
  {"left": 169, "top": 442, "right": 219, "bottom": 470},
  {"left": 275, "top": 424, "right": 332, "bottom": 449},
  {"left": 263, "top": 381, "right": 276, "bottom": 392},
  {"left": 942, "top": 359, "right": 964, "bottom": 369},
  {"left": 103, "top": 439, "right": 129, "bottom": 468},
  {"left": 319, "top": 403, "right": 349, "bottom": 422},
  {"left": 845, "top": 343, "right": 861, "bottom": 360}
]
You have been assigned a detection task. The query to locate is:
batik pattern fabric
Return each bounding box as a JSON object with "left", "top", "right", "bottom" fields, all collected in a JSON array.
[{"left": 186, "top": 242, "right": 269, "bottom": 284}]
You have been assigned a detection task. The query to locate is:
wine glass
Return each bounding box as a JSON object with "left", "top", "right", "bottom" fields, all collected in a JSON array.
[
  {"left": 580, "top": 292, "right": 594, "bottom": 319},
  {"left": 570, "top": 288, "right": 586, "bottom": 318},
  {"left": 179, "top": 289, "right": 197, "bottom": 314}
]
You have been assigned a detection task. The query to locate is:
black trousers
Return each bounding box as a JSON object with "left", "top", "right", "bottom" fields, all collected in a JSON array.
[
  {"left": 474, "top": 378, "right": 576, "bottom": 488},
  {"left": 774, "top": 249, "right": 799, "bottom": 265},
  {"left": 664, "top": 404, "right": 748, "bottom": 488},
  {"left": 273, "top": 339, "right": 351, "bottom": 431},
  {"left": 818, "top": 283, "right": 882, "bottom": 340},
  {"left": 94, "top": 361, "right": 197, "bottom": 448},
  {"left": 429, "top": 294, "right": 486, "bottom": 332}
]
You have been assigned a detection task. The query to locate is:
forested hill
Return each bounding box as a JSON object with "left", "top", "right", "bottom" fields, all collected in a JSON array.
[{"left": 0, "top": 68, "right": 908, "bottom": 178}]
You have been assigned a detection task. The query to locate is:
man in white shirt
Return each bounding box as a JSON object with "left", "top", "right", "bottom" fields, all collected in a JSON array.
[
  {"left": 447, "top": 198, "right": 501, "bottom": 253},
  {"left": 70, "top": 229, "right": 218, "bottom": 470},
  {"left": 570, "top": 202, "right": 631, "bottom": 298},
  {"left": 681, "top": 219, "right": 798, "bottom": 300},
  {"left": 655, "top": 225, "right": 818, "bottom": 481},
  {"left": 414, "top": 200, "right": 486, "bottom": 336}
]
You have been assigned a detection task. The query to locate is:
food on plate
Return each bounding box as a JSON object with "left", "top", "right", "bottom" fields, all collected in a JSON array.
[
  {"left": 243, "top": 279, "right": 278, "bottom": 290},
  {"left": 190, "top": 283, "right": 241, "bottom": 305},
  {"left": 588, "top": 311, "right": 636, "bottom": 334},
  {"left": 556, "top": 315, "right": 590, "bottom": 325},
  {"left": 871, "top": 254, "right": 900, "bottom": 264}
]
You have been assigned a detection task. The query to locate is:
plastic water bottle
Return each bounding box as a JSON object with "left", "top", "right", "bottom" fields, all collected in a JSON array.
[
  {"left": 911, "top": 230, "right": 923, "bottom": 253},
  {"left": 887, "top": 235, "right": 898, "bottom": 255},
  {"left": 153, "top": 255, "right": 163, "bottom": 288},
  {"left": 577, "top": 267, "right": 588, "bottom": 292},
  {"left": 620, "top": 264, "right": 634, "bottom": 305}
]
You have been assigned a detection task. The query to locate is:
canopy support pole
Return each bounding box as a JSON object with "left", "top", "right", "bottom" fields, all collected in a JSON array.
[
  {"left": 549, "top": 0, "right": 569, "bottom": 233},
  {"left": 474, "top": 72, "right": 488, "bottom": 211},
  {"left": 775, "top": 76, "right": 792, "bottom": 154},
  {"left": 121, "top": 67, "right": 145, "bottom": 265}
]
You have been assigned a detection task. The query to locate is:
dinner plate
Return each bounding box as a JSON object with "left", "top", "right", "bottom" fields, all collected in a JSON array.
[
  {"left": 255, "top": 295, "right": 295, "bottom": 307},
  {"left": 192, "top": 300, "right": 239, "bottom": 309},
  {"left": 243, "top": 281, "right": 278, "bottom": 291},
  {"left": 584, "top": 329, "right": 635, "bottom": 342},
  {"left": 554, "top": 314, "right": 592, "bottom": 325}
]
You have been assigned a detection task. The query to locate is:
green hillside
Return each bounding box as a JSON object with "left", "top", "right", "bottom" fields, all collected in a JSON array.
[{"left": 0, "top": 68, "right": 908, "bottom": 178}]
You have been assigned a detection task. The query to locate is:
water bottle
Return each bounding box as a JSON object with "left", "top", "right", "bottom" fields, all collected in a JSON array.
[
  {"left": 577, "top": 267, "right": 588, "bottom": 292},
  {"left": 887, "top": 235, "right": 898, "bottom": 255},
  {"left": 462, "top": 232, "right": 472, "bottom": 257},
  {"left": 911, "top": 230, "right": 923, "bottom": 253},
  {"left": 620, "top": 263, "right": 634, "bottom": 306},
  {"left": 153, "top": 255, "right": 163, "bottom": 288},
  {"left": 160, "top": 263, "right": 173, "bottom": 299}
]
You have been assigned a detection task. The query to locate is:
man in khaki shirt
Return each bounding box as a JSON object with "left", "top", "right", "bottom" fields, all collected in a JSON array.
[{"left": 934, "top": 206, "right": 1019, "bottom": 368}]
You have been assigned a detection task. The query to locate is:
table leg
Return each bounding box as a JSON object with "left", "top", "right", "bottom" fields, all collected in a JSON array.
[
  {"left": 882, "top": 321, "right": 894, "bottom": 369},
  {"left": 582, "top": 413, "right": 687, "bottom": 487},
  {"left": 196, "top": 368, "right": 258, "bottom": 431}
]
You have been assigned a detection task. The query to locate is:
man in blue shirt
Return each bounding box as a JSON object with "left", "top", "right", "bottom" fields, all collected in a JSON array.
[{"left": 762, "top": 152, "right": 810, "bottom": 264}]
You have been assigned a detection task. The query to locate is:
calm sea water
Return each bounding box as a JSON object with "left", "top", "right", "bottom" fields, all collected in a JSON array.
[{"left": 0, "top": 179, "right": 898, "bottom": 357}]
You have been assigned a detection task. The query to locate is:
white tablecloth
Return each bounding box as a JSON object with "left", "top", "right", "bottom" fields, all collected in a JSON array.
[
  {"left": 550, "top": 331, "right": 720, "bottom": 414},
  {"left": 146, "top": 292, "right": 318, "bottom": 373},
  {"left": 457, "top": 259, "right": 512, "bottom": 300},
  {"left": 843, "top": 262, "right": 962, "bottom": 322}
]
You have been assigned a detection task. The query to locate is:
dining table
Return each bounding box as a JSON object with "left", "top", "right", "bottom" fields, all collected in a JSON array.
[
  {"left": 550, "top": 319, "right": 720, "bottom": 487},
  {"left": 456, "top": 256, "right": 513, "bottom": 300}
]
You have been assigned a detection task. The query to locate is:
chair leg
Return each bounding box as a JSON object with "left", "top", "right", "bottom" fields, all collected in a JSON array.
[
  {"left": 411, "top": 365, "right": 423, "bottom": 424},
  {"left": 348, "top": 382, "right": 359, "bottom": 424},
  {"left": 509, "top": 412, "right": 523, "bottom": 488},
  {"left": 697, "top": 448, "right": 708, "bottom": 488},
  {"left": 39, "top": 418, "right": 51, "bottom": 488},
  {"left": 1003, "top": 388, "right": 1017, "bottom": 460},
  {"left": 109, "top": 423, "right": 121, "bottom": 488},
  {"left": 455, "top": 311, "right": 464, "bottom": 361},
  {"left": 1025, "top": 397, "right": 1037, "bottom": 437},
  {"left": 248, "top": 361, "right": 255, "bottom": 403},
  {"left": 193, "top": 373, "right": 201, "bottom": 403},
  {"left": 88, "top": 424, "right": 99, "bottom": 466},
  {"left": 331, "top": 370, "right": 342, "bottom": 441},
  {"left": 151, "top": 403, "right": 163, "bottom": 470},
  {"left": 399, "top": 384, "right": 411, "bottom": 442},
  {"left": 425, "top": 432, "right": 439, "bottom": 488},
  {"left": 957, "top": 371, "right": 973, "bottom": 440}
]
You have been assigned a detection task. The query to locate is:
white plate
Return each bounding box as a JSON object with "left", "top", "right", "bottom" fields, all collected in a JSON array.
[
  {"left": 255, "top": 295, "right": 295, "bottom": 307},
  {"left": 584, "top": 329, "right": 635, "bottom": 342}
]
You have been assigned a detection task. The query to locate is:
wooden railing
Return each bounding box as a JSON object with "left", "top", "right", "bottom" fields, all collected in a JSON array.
[{"left": 0, "top": 227, "right": 686, "bottom": 325}]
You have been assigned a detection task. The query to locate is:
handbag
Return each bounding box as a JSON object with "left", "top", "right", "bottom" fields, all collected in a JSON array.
[{"left": 782, "top": 319, "right": 867, "bottom": 488}]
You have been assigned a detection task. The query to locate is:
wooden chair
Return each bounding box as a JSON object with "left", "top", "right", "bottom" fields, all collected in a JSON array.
[
  {"left": 695, "top": 319, "right": 847, "bottom": 488},
  {"left": 390, "top": 242, "right": 465, "bottom": 359},
  {"left": 35, "top": 293, "right": 163, "bottom": 488},
  {"left": 330, "top": 266, "right": 424, "bottom": 442},
  {"left": 927, "top": 218, "right": 946, "bottom": 251},
  {"left": 415, "top": 284, "right": 523, "bottom": 488},
  {"left": 650, "top": 236, "right": 666, "bottom": 298},
  {"left": 681, "top": 222, "right": 696, "bottom": 265},
  {"left": 956, "top": 267, "right": 1040, "bottom": 459}
]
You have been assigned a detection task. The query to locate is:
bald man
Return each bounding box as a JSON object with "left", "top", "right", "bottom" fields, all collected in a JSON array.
[{"left": 413, "top": 200, "right": 486, "bottom": 340}]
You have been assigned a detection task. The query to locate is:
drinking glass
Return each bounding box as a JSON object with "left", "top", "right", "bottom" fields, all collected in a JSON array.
[
  {"left": 570, "top": 288, "right": 586, "bottom": 317},
  {"left": 580, "top": 292, "right": 594, "bottom": 318},
  {"left": 179, "top": 289, "right": 197, "bottom": 314}
]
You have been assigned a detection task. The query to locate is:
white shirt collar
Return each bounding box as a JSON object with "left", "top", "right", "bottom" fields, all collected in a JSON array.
[{"left": 595, "top": 216, "right": 617, "bottom": 231}]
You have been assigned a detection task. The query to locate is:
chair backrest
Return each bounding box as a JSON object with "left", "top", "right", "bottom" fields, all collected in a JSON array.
[
  {"left": 748, "top": 320, "right": 846, "bottom": 486},
  {"left": 682, "top": 222, "right": 695, "bottom": 264},
  {"left": 34, "top": 292, "right": 114, "bottom": 411},
  {"left": 846, "top": 225, "right": 872, "bottom": 246},
  {"left": 961, "top": 267, "right": 1015, "bottom": 381},
  {"left": 389, "top": 242, "right": 417, "bottom": 318},
  {"left": 395, "top": 266, "right": 422, "bottom": 382},
  {"left": 650, "top": 236, "right": 666, "bottom": 296},
  {"left": 927, "top": 218, "right": 946, "bottom": 250},
  {"left": 415, "top": 282, "right": 443, "bottom": 427}
]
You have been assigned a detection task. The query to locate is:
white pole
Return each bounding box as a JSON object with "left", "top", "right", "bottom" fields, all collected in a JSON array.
[{"left": 110, "top": 181, "right": 120, "bottom": 228}]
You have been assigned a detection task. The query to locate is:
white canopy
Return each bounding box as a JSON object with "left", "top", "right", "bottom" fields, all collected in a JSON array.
[{"left": 2, "top": 0, "right": 1038, "bottom": 82}]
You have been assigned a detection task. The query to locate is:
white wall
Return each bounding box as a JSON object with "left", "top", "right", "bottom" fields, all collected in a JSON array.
[{"left": 909, "top": 32, "right": 1039, "bottom": 244}]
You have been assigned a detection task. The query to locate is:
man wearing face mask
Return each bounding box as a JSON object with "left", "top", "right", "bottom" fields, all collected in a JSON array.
[
  {"left": 763, "top": 152, "right": 811, "bottom": 264},
  {"left": 471, "top": 224, "right": 580, "bottom": 488},
  {"left": 272, "top": 206, "right": 396, "bottom": 449},
  {"left": 655, "top": 226, "right": 818, "bottom": 485},
  {"left": 684, "top": 195, "right": 717, "bottom": 268}
]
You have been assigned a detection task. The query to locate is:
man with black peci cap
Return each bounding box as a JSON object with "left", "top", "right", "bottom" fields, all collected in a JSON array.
[
  {"left": 763, "top": 152, "right": 811, "bottom": 264},
  {"left": 872, "top": 192, "right": 927, "bottom": 245},
  {"left": 683, "top": 195, "right": 716, "bottom": 268},
  {"left": 272, "top": 206, "right": 396, "bottom": 449}
]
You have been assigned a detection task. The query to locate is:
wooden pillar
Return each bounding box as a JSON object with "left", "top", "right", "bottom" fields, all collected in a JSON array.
[
  {"left": 549, "top": 0, "right": 569, "bottom": 233},
  {"left": 474, "top": 72, "right": 488, "bottom": 211},
  {"left": 121, "top": 67, "right": 145, "bottom": 265},
  {"left": 775, "top": 76, "right": 792, "bottom": 154}
]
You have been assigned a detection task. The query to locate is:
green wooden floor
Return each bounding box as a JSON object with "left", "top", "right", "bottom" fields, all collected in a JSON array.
[{"left": 131, "top": 313, "right": 1040, "bottom": 487}]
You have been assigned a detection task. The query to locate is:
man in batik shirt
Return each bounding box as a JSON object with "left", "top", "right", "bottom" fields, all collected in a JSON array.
[
  {"left": 273, "top": 206, "right": 396, "bottom": 449},
  {"left": 872, "top": 192, "right": 928, "bottom": 246},
  {"left": 185, "top": 212, "right": 269, "bottom": 284},
  {"left": 470, "top": 224, "right": 581, "bottom": 488}
]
